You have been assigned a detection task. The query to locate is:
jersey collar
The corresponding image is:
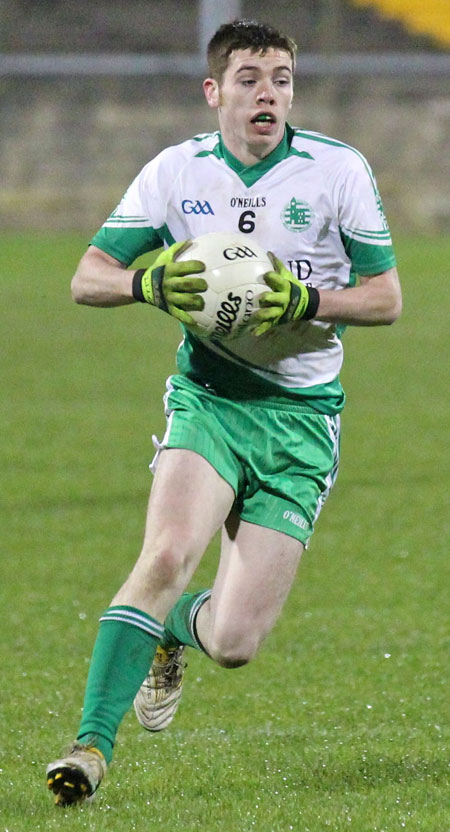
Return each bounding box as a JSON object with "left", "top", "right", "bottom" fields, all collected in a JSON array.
[{"left": 218, "top": 124, "right": 295, "bottom": 187}]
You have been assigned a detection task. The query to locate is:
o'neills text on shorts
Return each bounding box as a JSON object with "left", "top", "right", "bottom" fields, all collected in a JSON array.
[{"left": 283, "top": 510, "right": 308, "bottom": 530}]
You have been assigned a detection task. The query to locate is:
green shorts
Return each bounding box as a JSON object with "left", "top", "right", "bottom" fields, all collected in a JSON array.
[{"left": 151, "top": 375, "right": 340, "bottom": 545}]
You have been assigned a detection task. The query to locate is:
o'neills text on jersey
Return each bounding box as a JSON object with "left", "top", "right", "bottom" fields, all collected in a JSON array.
[{"left": 230, "top": 197, "right": 267, "bottom": 208}]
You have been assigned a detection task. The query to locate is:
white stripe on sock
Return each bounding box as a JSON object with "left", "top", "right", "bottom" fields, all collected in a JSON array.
[{"left": 99, "top": 611, "right": 164, "bottom": 639}]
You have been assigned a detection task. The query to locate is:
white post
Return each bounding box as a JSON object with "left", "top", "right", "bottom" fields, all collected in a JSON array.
[{"left": 198, "top": 0, "right": 243, "bottom": 56}]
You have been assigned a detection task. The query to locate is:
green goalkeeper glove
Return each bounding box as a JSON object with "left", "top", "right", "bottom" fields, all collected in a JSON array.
[
  {"left": 250, "top": 253, "right": 320, "bottom": 336},
  {"left": 132, "top": 240, "right": 207, "bottom": 326}
]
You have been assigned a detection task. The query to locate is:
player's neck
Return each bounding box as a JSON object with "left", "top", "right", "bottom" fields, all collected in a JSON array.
[
  {"left": 228, "top": 144, "right": 272, "bottom": 167},
  {"left": 221, "top": 136, "right": 282, "bottom": 168}
]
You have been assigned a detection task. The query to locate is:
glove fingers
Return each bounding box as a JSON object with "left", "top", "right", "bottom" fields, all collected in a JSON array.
[
  {"left": 170, "top": 259, "right": 206, "bottom": 277},
  {"left": 168, "top": 307, "right": 207, "bottom": 335},
  {"left": 249, "top": 320, "right": 273, "bottom": 337},
  {"left": 168, "top": 306, "right": 196, "bottom": 326},
  {"left": 252, "top": 307, "right": 283, "bottom": 323},
  {"left": 262, "top": 271, "right": 286, "bottom": 292},
  {"left": 165, "top": 291, "right": 205, "bottom": 311},
  {"left": 172, "top": 240, "right": 193, "bottom": 259},
  {"left": 158, "top": 240, "right": 192, "bottom": 266},
  {"left": 267, "top": 251, "right": 285, "bottom": 273},
  {"left": 165, "top": 275, "right": 208, "bottom": 292},
  {"left": 259, "top": 289, "right": 286, "bottom": 308}
]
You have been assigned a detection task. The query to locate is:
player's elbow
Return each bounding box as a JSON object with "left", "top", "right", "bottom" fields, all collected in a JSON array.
[
  {"left": 380, "top": 301, "right": 401, "bottom": 325},
  {"left": 71, "top": 273, "right": 85, "bottom": 304},
  {"left": 71, "top": 262, "right": 100, "bottom": 305},
  {"left": 372, "top": 268, "right": 402, "bottom": 325},
  {"left": 70, "top": 247, "right": 111, "bottom": 305},
  {"left": 383, "top": 289, "right": 402, "bottom": 324}
]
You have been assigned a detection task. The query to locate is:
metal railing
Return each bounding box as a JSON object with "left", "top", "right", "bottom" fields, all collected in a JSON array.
[{"left": 1, "top": 51, "right": 449, "bottom": 77}]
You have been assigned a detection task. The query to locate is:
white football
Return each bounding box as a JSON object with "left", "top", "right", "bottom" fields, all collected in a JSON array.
[{"left": 176, "top": 231, "right": 271, "bottom": 340}]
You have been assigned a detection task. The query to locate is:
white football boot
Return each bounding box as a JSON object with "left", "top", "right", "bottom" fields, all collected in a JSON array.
[
  {"left": 134, "top": 645, "right": 186, "bottom": 731},
  {"left": 46, "top": 742, "right": 107, "bottom": 806}
]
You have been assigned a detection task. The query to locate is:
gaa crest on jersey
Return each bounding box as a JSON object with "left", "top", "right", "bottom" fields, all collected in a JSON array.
[
  {"left": 281, "top": 198, "right": 314, "bottom": 232},
  {"left": 182, "top": 199, "right": 215, "bottom": 215}
]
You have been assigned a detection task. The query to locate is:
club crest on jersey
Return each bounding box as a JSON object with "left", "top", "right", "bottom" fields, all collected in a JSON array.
[{"left": 281, "top": 198, "right": 314, "bottom": 232}]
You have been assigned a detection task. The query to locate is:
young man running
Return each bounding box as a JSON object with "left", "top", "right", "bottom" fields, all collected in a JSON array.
[{"left": 46, "top": 19, "right": 401, "bottom": 805}]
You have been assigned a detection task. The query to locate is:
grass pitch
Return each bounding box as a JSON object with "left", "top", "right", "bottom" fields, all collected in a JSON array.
[{"left": 0, "top": 232, "right": 449, "bottom": 831}]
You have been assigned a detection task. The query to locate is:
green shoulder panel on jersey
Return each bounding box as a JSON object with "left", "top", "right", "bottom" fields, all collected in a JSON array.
[
  {"left": 90, "top": 223, "right": 175, "bottom": 266},
  {"left": 177, "top": 331, "right": 345, "bottom": 416},
  {"left": 339, "top": 230, "right": 397, "bottom": 276}
]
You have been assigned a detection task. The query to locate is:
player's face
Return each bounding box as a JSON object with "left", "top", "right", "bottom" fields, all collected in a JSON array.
[{"left": 203, "top": 48, "right": 294, "bottom": 165}]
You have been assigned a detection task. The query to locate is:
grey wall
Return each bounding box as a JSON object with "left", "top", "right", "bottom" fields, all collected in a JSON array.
[{"left": 1, "top": 1, "right": 449, "bottom": 232}]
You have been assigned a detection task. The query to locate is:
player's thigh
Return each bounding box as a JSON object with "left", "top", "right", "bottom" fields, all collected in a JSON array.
[
  {"left": 143, "top": 447, "right": 235, "bottom": 557},
  {"left": 206, "top": 514, "right": 303, "bottom": 664},
  {"left": 113, "top": 449, "right": 235, "bottom": 616}
]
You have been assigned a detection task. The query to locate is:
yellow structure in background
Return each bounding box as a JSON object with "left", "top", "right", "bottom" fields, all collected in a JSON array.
[{"left": 351, "top": 0, "right": 450, "bottom": 47}]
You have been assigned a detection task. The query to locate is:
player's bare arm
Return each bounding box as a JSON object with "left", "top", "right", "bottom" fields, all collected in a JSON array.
[
  {"left": 71, "top": 244, "right": 207, "bottom": 326},
  {"left": 253, "top": 261, "right": 401, "bottom": 335},
  {"left": 316, "top": 266, "right": 402, "bottom": 326},
  {"left": 71, "top": 245, "right": 134, "bottom": 307}
]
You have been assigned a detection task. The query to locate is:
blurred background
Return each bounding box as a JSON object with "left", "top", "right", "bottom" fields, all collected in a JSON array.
[{"left": 0, "top": 0, "right": 449, "bottom": 234}]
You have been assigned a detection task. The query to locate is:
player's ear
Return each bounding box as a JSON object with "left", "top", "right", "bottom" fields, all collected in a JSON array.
[{"left": 203, "top": 78, "right": 220, "bottom": 109}]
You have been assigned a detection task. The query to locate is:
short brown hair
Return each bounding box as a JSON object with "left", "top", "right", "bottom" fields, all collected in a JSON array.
[{"left": 207, "top": 19, "right": 297, "bottom": 84}]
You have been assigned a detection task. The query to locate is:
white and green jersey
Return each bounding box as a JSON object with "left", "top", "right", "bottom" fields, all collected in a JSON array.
[{"left": 91, "top": 125, "right": 396, "bottom": 414}]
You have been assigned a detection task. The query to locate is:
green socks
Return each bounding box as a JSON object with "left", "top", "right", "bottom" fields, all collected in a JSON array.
[
  {"left": 77, "top": 606, "right": 163, "bottom": 763},
  {"left": 161, "top": 589, "right": 211, "bottom": 652},
  {"left": 76, "top": 594, "right": 210, "bottom": 765}
]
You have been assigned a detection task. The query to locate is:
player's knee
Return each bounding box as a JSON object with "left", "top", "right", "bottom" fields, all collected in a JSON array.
[
  {"left": 150, "top": 549, "right": 180, "bottom": 586},
  {"left": 208, "top": 632, "right": 259, "bottom": 669},
  {"left": 139, "top": 543, "right": 191, "bottom": 592}
]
